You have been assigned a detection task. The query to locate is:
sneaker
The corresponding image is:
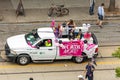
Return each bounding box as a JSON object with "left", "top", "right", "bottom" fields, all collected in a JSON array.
[
  {"left": 96, "top": 23, "right": 99, "bottom": 25},
  {"left": 99, "top": 25, "right": 103, "bottom": 28}
]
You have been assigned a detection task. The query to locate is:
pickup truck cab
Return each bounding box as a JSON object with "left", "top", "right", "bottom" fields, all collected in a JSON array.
[{"left": 5, "top": 27, "right": 98, "bottom": 65}]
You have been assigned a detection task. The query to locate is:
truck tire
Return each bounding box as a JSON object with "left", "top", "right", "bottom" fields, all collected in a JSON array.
[
  {"left": 17, "top": 55, "right": 30, "bottom": 65},
  {"left": 73, "top": 56, "right": 84, "bottom": 63}
]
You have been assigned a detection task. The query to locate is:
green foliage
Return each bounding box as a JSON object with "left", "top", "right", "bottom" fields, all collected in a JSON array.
[
  {"left": 112, "top": 47, "right": 120, "bottom": 58},
  {"left": 115, "top": 67, "right": 120, "bottom": 77},
  {"left": 112, "top": 47, "right": 120, "bottom": 77}
]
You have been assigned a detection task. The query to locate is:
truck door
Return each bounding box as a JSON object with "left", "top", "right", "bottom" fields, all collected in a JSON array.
[{"left": 36, "top": 39, "right": 56, "bottom": 60}]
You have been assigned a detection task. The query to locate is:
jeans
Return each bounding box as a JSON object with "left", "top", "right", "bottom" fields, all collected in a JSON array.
[
  {"left": 87, "top": 75, "right": 93, "bottom": 80},
  {"left": 89, "top": 2, "right": 95, "bottom": 15}
]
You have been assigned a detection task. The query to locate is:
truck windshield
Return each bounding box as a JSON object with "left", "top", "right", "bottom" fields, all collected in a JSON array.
[{"left": 25, "top": 29, "right": 40, "bottom": 45}]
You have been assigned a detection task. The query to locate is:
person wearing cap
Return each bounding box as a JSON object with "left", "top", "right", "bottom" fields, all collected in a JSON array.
[{"left": 45, "top": 39, "right": 52, "bottom": 47}]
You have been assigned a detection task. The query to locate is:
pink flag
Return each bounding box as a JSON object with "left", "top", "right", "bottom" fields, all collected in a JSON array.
[
  {"left": 59, "top": 40, "right": 84, "bottom": 56},
  {"left": 50, "top": 19, "right": 55, "bottom": 28}
]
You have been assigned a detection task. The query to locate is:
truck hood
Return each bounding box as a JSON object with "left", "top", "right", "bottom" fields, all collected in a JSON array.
[{"left": 7, "top": 34, "right": 30, "bottom": 49}]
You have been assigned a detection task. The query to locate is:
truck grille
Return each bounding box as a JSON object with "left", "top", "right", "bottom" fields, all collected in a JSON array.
[{"left": 5, "top": 43, "right": 10, "bottom": 55}]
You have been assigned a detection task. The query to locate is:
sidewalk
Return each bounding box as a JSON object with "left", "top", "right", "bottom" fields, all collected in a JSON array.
[
  {"left": 0, "top": 0, "right": 119, "bottom": 24},
  {"left": 0, "top": 7, "right": 120, "bottom": 24},
  {"left": 0, "top": 7, "right": 97, "bottom": 23}
]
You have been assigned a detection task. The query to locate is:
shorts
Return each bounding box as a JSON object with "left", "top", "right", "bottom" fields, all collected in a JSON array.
[{"left": 98, "top": 14, "right": 103, "bottom": 20}]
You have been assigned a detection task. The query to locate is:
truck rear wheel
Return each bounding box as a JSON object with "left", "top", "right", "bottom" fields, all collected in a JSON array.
[
  {"left": 73, "top": 56, "right": 84, "bottom": 63},
  {"left": 17, "top": 55, "right": 30, "bottom": 65}
]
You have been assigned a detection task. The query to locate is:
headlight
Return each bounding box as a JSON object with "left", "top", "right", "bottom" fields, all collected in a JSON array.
[{"left": 10, "top": 49, "right": 17, "bottom": 55}]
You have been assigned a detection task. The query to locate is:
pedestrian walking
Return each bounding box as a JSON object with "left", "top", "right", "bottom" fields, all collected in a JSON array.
[
  {"left": 96, "top": 3, "right": 105, "bottom": 28},
  {"left": 84, "top": 61, "right": 95, "bottom": 80},
  {"left": 89, "top": 0, "right": 95, "bottom": 15}
]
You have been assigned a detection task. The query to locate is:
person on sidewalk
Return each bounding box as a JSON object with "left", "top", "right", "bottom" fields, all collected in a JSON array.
[
  {"left": 84, "top": 61, "right": 95, "bottom": 80},
  {"left": 96, "top": 3, "right": 105, "bottom": 28},
  {"left": 89, "top": 0, "right": 95, "bottom": 15}
]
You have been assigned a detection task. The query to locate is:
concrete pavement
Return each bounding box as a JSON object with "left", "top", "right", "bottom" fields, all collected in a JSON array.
[
  {"left": 0, "top": 57, "right": 120, "bottom": 80},
  {"left": 0, "top": 0, "right": 119, "bottom": 23}
]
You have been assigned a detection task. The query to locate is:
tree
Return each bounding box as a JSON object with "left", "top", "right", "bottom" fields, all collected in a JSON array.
[{"left": 108, "top": 0, "right": 115, "bottom": 11}]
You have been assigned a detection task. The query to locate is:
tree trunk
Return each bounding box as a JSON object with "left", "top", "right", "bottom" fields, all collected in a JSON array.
[{"left": 108, "top": 0, "right": 115, "bottom": 11}]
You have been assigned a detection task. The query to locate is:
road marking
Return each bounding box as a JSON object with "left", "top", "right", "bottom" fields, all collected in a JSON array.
[{"left": 0, "top": 60, "right": 120, "bottom": 69}]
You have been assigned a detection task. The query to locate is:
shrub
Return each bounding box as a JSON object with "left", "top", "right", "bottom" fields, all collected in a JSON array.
[
  {"left": 116, "top": 67, "right": 120, "bottom": 77},
  {"left": 112, "top": 47, "right": 120, "bottom": 77},
  {"left": 112, "top": 47, "right": 120, "bottom": 58}
]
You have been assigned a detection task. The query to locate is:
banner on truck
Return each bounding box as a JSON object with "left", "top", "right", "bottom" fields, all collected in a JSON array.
[{"left": 59, "top": 40, "right": 84, "bottom": 56}]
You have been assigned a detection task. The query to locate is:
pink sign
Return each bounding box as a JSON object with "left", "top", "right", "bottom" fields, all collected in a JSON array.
[
  {"left": 59, "top": 40, "right": 84, "bottom": 56},
  {"left": 86, "top": 44, "right": 96, "bottom": 50}
]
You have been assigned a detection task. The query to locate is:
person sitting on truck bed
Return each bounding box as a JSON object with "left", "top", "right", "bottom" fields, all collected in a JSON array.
[
  {"left": 67, "top": 19, "right": 76, "bottom": 29},
  {"left": 68, "top": 29, "right": 75, "bottom": 40},
  {"left": 45, "top": 39, "right": 52, "bottom": 47},
  {"left": 76, "top": 29, "right": 83, "bottom": 40},
  {"left": 53, "top": 26, "right": 59, "bottom": 38}
]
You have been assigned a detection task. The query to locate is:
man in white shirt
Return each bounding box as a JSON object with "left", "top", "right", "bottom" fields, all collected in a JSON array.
[{"left": 96, "top": 3, "right": 105, "bottom": 28}]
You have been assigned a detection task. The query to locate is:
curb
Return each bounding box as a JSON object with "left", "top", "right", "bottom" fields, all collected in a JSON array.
[
  {"left": 0, "top": 18, "right": 119, "bottom": 24},
  {"left": 0, "top": 20, "right": 96, "bottom": 24}
]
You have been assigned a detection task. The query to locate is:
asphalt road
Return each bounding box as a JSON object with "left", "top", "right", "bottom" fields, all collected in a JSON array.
[{"left": 0, "top": 21, "right": 119, "bottom": 50}]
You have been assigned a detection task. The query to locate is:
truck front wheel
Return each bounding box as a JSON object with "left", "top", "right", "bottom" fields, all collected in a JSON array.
[
  {"left": 73, "top": 56, "right": 84, "bottom": 63},
  {"left": 17, "top": 55, "right": 30, "bottom": 65}
]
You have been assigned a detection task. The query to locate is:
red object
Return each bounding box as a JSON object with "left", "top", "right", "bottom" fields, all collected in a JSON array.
[
  {"left": 84, "top": 32, "right": 91, "bottom": 39},
  {"left": 95, "top": 48, "right": 98, "bottom": 53},
  {"left": 50, "top": 19, "right": 55, "bottom": 28},
  {"left": 47, "top": 39, "right": 51, "bottom": 43}
]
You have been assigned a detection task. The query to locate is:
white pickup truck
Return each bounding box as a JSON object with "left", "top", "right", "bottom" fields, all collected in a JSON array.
[{"left": 5, "top": 27, "right": 98, "bottom": 65}]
